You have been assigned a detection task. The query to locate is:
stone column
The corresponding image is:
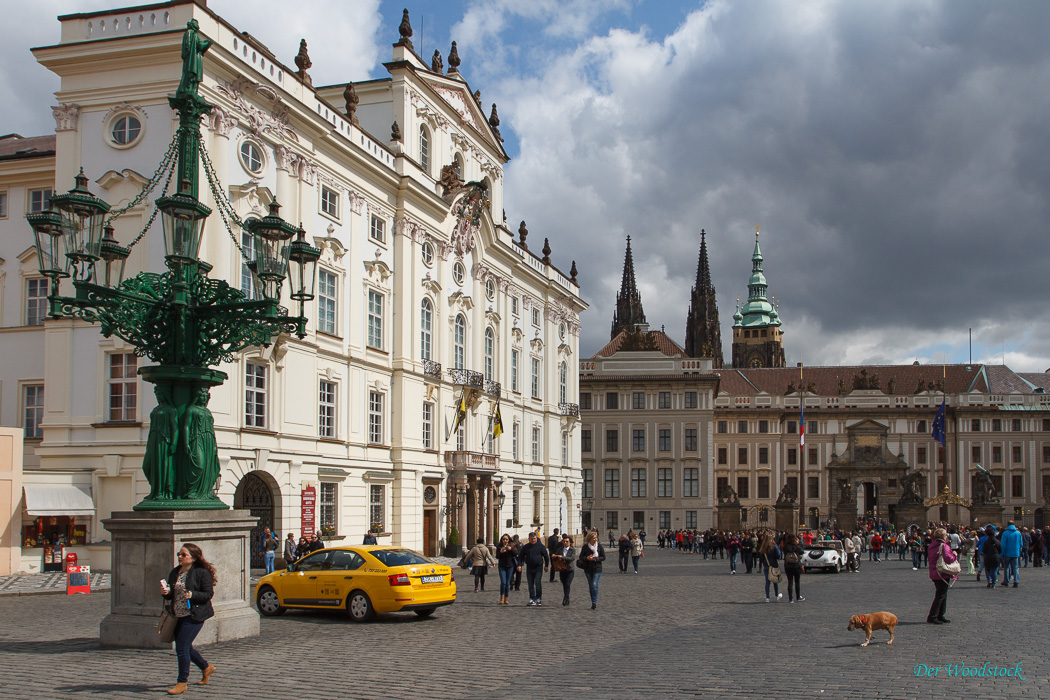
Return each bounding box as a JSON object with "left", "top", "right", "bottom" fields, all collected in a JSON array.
[
  {"left": 775, "top": 504, "right": 796, "bottom": 534},
  {"left": 456, "top": 474, "right": 468, "bottom": 556},
  {"left": 100, "top": 510, "right": 259, "bottom": 648},
  {"left": 485, "top": 478, "right": 495, "bottom": 544}
]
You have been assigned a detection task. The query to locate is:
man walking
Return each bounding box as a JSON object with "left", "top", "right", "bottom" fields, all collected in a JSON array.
[
  {"left": 1000, "top": 521, "right": 1022, "bottom": 587},
  {"left": 517, "top": 531, "right": 550, "bottom": 606},
  {"left": 260, "top": 527, "right": 279, "bottom": 574},
  {"left": 547, "top": 528, "right": 562, "bottom": 583}
]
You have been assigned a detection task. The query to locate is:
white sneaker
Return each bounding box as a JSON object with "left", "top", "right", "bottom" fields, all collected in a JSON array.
[
  {"left": 797, "top": 596, "right": 805, "bottom": 602},
  {"left": 777, "top": 593, "right": 783, "bottom": 601},
  {"left": 765, "top": 598, "right": 770, "bottom": 602},
  {"left": 912, "top": 567, "right": 918, "bottom": 571}
]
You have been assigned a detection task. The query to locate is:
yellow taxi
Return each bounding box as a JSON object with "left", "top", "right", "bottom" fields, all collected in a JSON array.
[{"left": 255, "top": 545, "right": 455, "bottom": 622}]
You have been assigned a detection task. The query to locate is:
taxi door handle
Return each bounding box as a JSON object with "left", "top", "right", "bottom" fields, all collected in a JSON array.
[
  {"left": 308, "top": 575, "right": 318, "bottom": 580},
  {"left": 343, "top": 576, "right": 353, "bottom": 580}
]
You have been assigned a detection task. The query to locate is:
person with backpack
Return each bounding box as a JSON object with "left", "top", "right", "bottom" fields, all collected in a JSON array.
[
  {"left": 979, "top": 525, "right": 1001, "bottom": 588},
  {"left": 782, "top": 533, "right": 805, "bottom": 602}
]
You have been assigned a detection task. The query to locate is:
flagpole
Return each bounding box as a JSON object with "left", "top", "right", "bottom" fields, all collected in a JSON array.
[
  {"left": 798, "top": 360, "right": 805, "bottom": 532},
  {"left": 941, "top": 358, "right": 949, "bottom": 523}
]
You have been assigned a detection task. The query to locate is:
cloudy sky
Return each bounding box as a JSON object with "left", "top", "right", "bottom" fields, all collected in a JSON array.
[{"left": 7, "top": 1, "right": 1050, "bottom": 371}]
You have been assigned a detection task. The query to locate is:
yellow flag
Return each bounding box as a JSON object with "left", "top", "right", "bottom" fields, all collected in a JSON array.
[
  {"left": 492, "top": 399, "right": 504, "bottom": 438},
  {"left": 447, "top": 392, "right": 467, "bottom": 441}
]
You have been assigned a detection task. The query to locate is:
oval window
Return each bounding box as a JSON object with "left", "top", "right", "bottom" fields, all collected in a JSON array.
[
  {"left": 485, "top": 278, "right": 495, "bottom": 300},
  {"left": 452, "top": 261, "right": 465, "bottom": 285},
  {"left": 240, "top": 140, "right": 265, "bottom": 174},
  {"left": 421, "top": 241, "right": 434, "bottom": 267},
  {"left": 111, "top": 115, "right": 142, "bottom": 145}
]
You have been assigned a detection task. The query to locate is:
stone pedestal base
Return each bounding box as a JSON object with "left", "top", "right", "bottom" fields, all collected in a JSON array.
[
  {"left": 893, "top": 503, "right": 929, "bottom": 531},
  {"left": 775, "top": 505, "right": 796, "bottom": 534},
  {"left": 970, "top": 504, "right": 1005, "bottom": 529},
  {"left": 100, "top": 510, "right": 260, "bottom": 649},
  {"left": 716, "top": 506, "right": 741, "bottom": 533},
  {"left": 834, "top": 505, "right": 858, "bottom": 532}
]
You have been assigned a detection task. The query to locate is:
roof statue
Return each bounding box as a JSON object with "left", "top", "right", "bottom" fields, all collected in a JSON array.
[
  {"left": 440, "top": 164, "right": 463, "bottom": 196},
  {"left": 570, "top": 260, "right": 578, "bottom": 285},
  {"left": 343, "top": 82, "right": 359, "bottom": 126},
  {"left": 684, "top": 228, "right": 724, "bottom": 366},
  {"left": 397, "top": 9, "right": 413, "bottom": 49},
  {"left": 447, "top": 41, "right": 461, "bottom": 74},
  {"left": 610, "top": 236, "right": 646, "bottom": 340},
  {"left": 518, "top": 220, "right": 529, "bottom": 249},
  {"left": 390, "top": 120, "right": 402, "bottom": 142},
  {"left": 473, "top": 89, "right": 482, "bottom": 105},
  {"left": 431, "top": 50, "right": 443, "bottom": 73},
  {"left": 542, "top": 238, "right": 551, "bottom": 265},
  {"left": 489, "top": 104, "right": 503, "bottom": 142},
  {"left": 294, "top": 39, "right": 312, "bottom": 86}
]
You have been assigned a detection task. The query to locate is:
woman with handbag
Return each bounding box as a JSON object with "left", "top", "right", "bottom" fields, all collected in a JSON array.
[
  {"left": 757, "top": 532, "right": 782, "bottom": 602},
  {"left": 161, "top": 543, "right": 217, "bottom": 695},
  {"left": 927, "top": 527, "right": 959, "bottom": 624},
  {"left": 554, "top": 534, "right": 576, "bottom": 605},
  {"left": 463, "top": 537, "right": 496, "bottom": 593},
  {"left": 629, "top": 531, "right": 644, "bottom": 574},
  {"left": 580, "top": 530, "right": 606, "bottom": 610}
]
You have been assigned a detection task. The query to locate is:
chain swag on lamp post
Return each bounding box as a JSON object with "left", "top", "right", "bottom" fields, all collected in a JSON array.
[{"left": 27, "top": 20, "right": 320, "bottom": 511}]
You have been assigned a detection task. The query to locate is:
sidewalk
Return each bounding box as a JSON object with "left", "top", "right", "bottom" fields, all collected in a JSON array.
[{"left": 0, "top": 571, "right": 111, "bottom": 596}]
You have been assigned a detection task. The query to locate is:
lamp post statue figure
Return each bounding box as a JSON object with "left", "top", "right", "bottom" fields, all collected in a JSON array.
[{"left": 27, "top": 21, "right": 321, "bottom": 511}]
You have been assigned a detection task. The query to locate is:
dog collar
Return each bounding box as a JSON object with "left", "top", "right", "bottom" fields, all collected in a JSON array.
[{"left": 860, "top": 615, "right": 867, "bottom": 626}]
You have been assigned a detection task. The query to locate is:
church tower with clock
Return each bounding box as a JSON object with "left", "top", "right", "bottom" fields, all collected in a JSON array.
[{"left": 731, "top": 229, "right": 785, "bottom": 368}]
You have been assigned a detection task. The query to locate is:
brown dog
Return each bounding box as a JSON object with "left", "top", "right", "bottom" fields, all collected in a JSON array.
[{"left": 847, "top": 612, "right": 897, "bottom": 647}]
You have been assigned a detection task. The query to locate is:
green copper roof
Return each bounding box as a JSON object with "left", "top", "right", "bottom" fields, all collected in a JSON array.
[{"left": 734, "top": 234, "right": 781, "bottom": 328}]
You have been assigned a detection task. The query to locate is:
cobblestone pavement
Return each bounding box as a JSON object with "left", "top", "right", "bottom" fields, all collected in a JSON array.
[
  {"left": 0, "top": 549, "right": 1044, "bottom": 699},
  {"left": 0, "top": 571, "right": 111, "bottom": 596}
]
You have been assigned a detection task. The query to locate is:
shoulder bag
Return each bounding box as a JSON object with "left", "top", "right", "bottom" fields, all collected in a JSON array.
[
  {"left": 157, "top": 606, "right": 176, "bottom": 643},
  {"left": 764, "top": 553, "right": 782, "bottom": 584},
  {"left": 936, "top": 544, "right": 961, "bottom": 576}
]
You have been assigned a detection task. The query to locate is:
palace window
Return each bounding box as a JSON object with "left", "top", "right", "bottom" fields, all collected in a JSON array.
[
  {"left": 420, "top": 299, "right": 433, "bottom": 361},
  {"left": 606, "top": 393, "right": 619, "bottom": 410},
  {"left": 370, "top": 215, "right": 386, "bottom": 244},
  {"left": 606, "top": 429, "right": 619, "bottom": 453},
  {"left": 787, "top": 448, "right": 797, "bottom": 465},
  {"left": 317, "top": 269, "right": 337, "bottom": 335},
  {"left": 632, "top": 429, "right": 645, "bottom": 452},
  {"left": 684, "top": 428, "right": 697, "bottom": 452},
  {"left": 917, "top": 420, "right": 927, "bottom": 433},
  {"left": 531, "top": 358, "right": 541, "bottom": 399},
  {"left": 631, "top": 468, "right": 647, "bottom": 498},
  {"left": 605, "top": 469, "right": 620, "bottom": 498},
  {"left": 992, "top": 446, "right": 1002, "bottom": 463},
  {"left": 758, "top": 475, "right": 770, "bottom": 499},
  {"left": 1012, "top": 474, "right": 1023, "bottom": 498},
  {"left": 419, "top": 126, "right": 430, "bottom": 174},
  {"left": 972, "top": 445, "right": 981, "bottom": 462},
  {"left": 657, "top": 468, "right": 673, "bottom": 498},
  {"left": 658, "top": 392, "right": 671, "bottom": 409},
  {"left": 510, "top": 349, "right": 519, "bottom": 392},
  {"left": 738, "top": 447, "right": 747, "bottom": 465},
  {"left": 684, "top": 391, "right": 698, "bottom": 409},
  {"left": 738, "top": 420, "right": 747, "bottom": 433},
  {"left": 318, "top": 380, "right": 336, "bottom": 438},
  {"left": 580, "top": 393, "right": 591, "bottom": 410},
  {"left": 807, "top": 476, "right": 820, "bottom": 499},
  {"left": 659, "top": 428, "right": 671, "bottom": 452},
  {"left": 718, "top": 447, "right": 727, "bottom": 465},
  {"left": 683, "top": 468, "right": 699, "bottom": 498},
  {"left": 484, "top": 328, "right": 495, "bottom": 381},
  {"left": 453, "top": 315, "right": 466, "bottom": 369},
  {"left": 368, "top": 391, "right": 384, "bottom": 444},
  {"left": 245, "top": 364, "right": 267, "bottom": 428},
  {"left": 758, "top": 420, "right": 769, "bottom": 433},
  {"left": 28, "top": 188, "right": 52, "bottom": 214},
  {"left": 367, "top": 290, "right": 383, "bottom": 350},
  {"left": 320, "top": 482, "right": 337, "bottom": 534},
  {"left": 917, "top": 447, "right": 927, "bottom": 464},
  {"left": 26, "top": 278, "right": 48, "bottom": 326},
  {"left": 532, "top": 426, "right": 540, "bottom": 462},
  {"left": 685, "top": 511, "right": 697, "bottom": 529},
  {"left": 718, "top": 420, "right": 727, "bottom": 433},
  {"left": 1012, "top": 419, "right": 1022, "bottom": 432},
  {"left": 737, "top": 476, "right": 749, "bottom": 499},
  {"left": 512, "top": 422, "right": 519, "bottom": 460},
  {"left": 583, "top": 469, "right": 593, "bottom": 498},
  {"left": 659, "top": 511, "right": 671, "bottom": 529},
  {"left": 633, "top": 392, "right": 645, "bottom": 410},
  {"left": 23, "top": 385, "right": 44, "bottom": 439},
  {"left": 992, "top": 419, "right": 1002, "bottom": 432},
  {"left": 758, "top": 446, "right": 769, "bottom": 464},
  {"left": 321, "top": 185, "right": 339, "bottom": 218},
  {"left": 559, "top": 361, "right": 567, "bottom": 404},
  {"left": 108, "top": 353, "right": 138, "bottom": 421},
  {"left": 240, "top": 232, "right": 257, "bottom": 299},
  {"left": 581, "top": 429, "right": 592, "bottom": 453},
  {"left": 422, "top": 402, "right": 433, "bottom": 450},
  {"left": 1012, "top": 445, "right": 1022, "bottom": 463},
  {"left": 369, "top": 484, "right": 385, "bottom": 531}
]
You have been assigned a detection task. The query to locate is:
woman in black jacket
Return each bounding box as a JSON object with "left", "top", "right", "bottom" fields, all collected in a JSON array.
[
  {"left": 161, "top": 543, "right": 217, "bottom": 694},
  {"left": 580, "top": 531, "right": 606, "bottom": 610},
  {"left": 553, "top": 534, "right": 576, "bottom": 606},
  {"left": 781, "top": 533, "right": 805, "bottom": 603}
]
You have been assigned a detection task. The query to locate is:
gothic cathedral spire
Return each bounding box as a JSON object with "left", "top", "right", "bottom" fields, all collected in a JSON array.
[
  {"left": 684, "top": 229, "right": 724, "bottom": 366},
  {"left": 610, "top": 236, "right": 647, "bottom": 339}
]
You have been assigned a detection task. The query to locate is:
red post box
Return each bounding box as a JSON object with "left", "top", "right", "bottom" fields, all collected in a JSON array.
[{"left": 65, "top": 551, "right": 78, "bottom": 572}]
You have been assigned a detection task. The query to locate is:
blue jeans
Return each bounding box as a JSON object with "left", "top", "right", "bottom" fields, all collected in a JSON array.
[
  {"left": 264, "top": 551, "right": 275, "bottom": 574},
  {"left": 526, "top": 567, "right": 543, "bottom": 601},
  {"left": 498, "top": 567, "right": 514, "bottom": 596},
  {"left": 173, "top": 617, "right": 207, "bottom": 683},
  {"left": 911, "top": 551, "right": 922, "bottom": 569},
  {"left": 631, "top": 555, "right": 640, "bottom": 573},
  {"left": 763, "top": 565, "right": 779, "bottom": 599},
  {"left": 985, "top": 563, "right": 1000, "bottom": 585},
  {"left": 729, "top": 552, "right": 738, "bottom": 572},
  {"left": 1002, "top": 557, "right": 1019, "bottom": 584},
  {"left": 585, "top": 571, "right": 601, "bottom": 605}
]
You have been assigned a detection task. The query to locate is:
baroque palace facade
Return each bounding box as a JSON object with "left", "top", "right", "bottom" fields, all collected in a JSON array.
[
  {"left": 581, "top": 232, "right": 1050, "bottom": 533},
  {"left": 0, "top": 2, "right": 586, "bottom": 572}
]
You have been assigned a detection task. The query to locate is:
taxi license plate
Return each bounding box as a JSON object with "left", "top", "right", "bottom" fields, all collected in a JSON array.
[{"left": 421, "top": 575, "right": 444, "bottom": 584}]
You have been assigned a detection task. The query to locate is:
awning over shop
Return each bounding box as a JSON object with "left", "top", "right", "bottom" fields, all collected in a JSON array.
[{"left": 23, "top": 485, "right": 95, "bottom": 516}]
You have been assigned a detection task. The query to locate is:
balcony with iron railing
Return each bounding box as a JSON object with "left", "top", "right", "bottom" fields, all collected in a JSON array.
[
  {"left": 422, "top": 359, "right": 442, "bottom": 380},
  {"left": 444, "top": 451, "right": 500, "bottom": 473},
  {"left": 559, "top": 403, "right": 580, "bottom": 417},
  {"left": 447, "top": 368, "right": 484, "bottom": 390},
  {"left": 485, "top": 379, "right": 502, "bottom": 398}
]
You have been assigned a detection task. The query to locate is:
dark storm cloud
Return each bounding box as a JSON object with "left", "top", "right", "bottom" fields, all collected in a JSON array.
[{"left": 488, "top": 1, "right": 1050, "bottom": 368}]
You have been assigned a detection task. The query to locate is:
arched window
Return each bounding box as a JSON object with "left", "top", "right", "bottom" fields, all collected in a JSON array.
[
  {"left": 453, "top": 152, "right": 464, "bottom": 179},
  {"left": 420, "top": 298, "right": 433, "bottom": 361},
  {"left": 419, "top": 126, "right": 430, "bottom": 174},
  {"left": 454, "top": 314, "right": 466, "bottom": 370},
  {"left": 484, "top": 327, "right": 494, "bottom": 380},
  {"left": 559, "top": 361, "right": 567, "bottom": 404}
]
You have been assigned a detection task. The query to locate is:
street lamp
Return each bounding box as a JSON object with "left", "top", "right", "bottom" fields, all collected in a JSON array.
[{"left": 25, "top": 21, "right": 320, "bottom": 511}]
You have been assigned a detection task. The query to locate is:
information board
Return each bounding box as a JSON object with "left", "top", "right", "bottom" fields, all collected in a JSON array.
[{"left": 301, "top": 486, "right": 316, "bottom": 537}]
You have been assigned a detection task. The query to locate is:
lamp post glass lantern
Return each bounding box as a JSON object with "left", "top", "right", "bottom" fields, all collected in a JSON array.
[{"left": 25, "top": 21, "right": 320, "bottom": 511}]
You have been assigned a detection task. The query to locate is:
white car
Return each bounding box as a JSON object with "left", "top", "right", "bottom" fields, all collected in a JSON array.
[{"left": 802, "top": 541, "right": 846, "bottom": 573}]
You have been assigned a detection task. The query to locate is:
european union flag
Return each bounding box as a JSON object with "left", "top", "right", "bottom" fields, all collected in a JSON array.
[{"left": 931, "top": 399, "right": 946, "bottom": 446}]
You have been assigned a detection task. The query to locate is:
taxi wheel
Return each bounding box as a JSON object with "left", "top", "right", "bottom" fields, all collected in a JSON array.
[
  {"left": 257, "top": 586, "right": 286, "bottom": 617},
  {"left": 347, "top": 590, "right": 375, "bottom": 622},
  {"left": 414, "top": 607, "right": 436, "bottom": 618}
]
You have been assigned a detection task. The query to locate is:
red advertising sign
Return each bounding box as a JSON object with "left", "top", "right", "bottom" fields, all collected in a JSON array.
[
  {"left": 67, "top": 565, "right": 91, "bottom": 595},
  {"left": 301, "top": 486, "right": 317, "bottom": 537}
]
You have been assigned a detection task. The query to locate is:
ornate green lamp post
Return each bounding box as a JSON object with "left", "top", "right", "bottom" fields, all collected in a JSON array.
[{"left": 27, "top": 20, "right": 320, "bottom": 511}]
